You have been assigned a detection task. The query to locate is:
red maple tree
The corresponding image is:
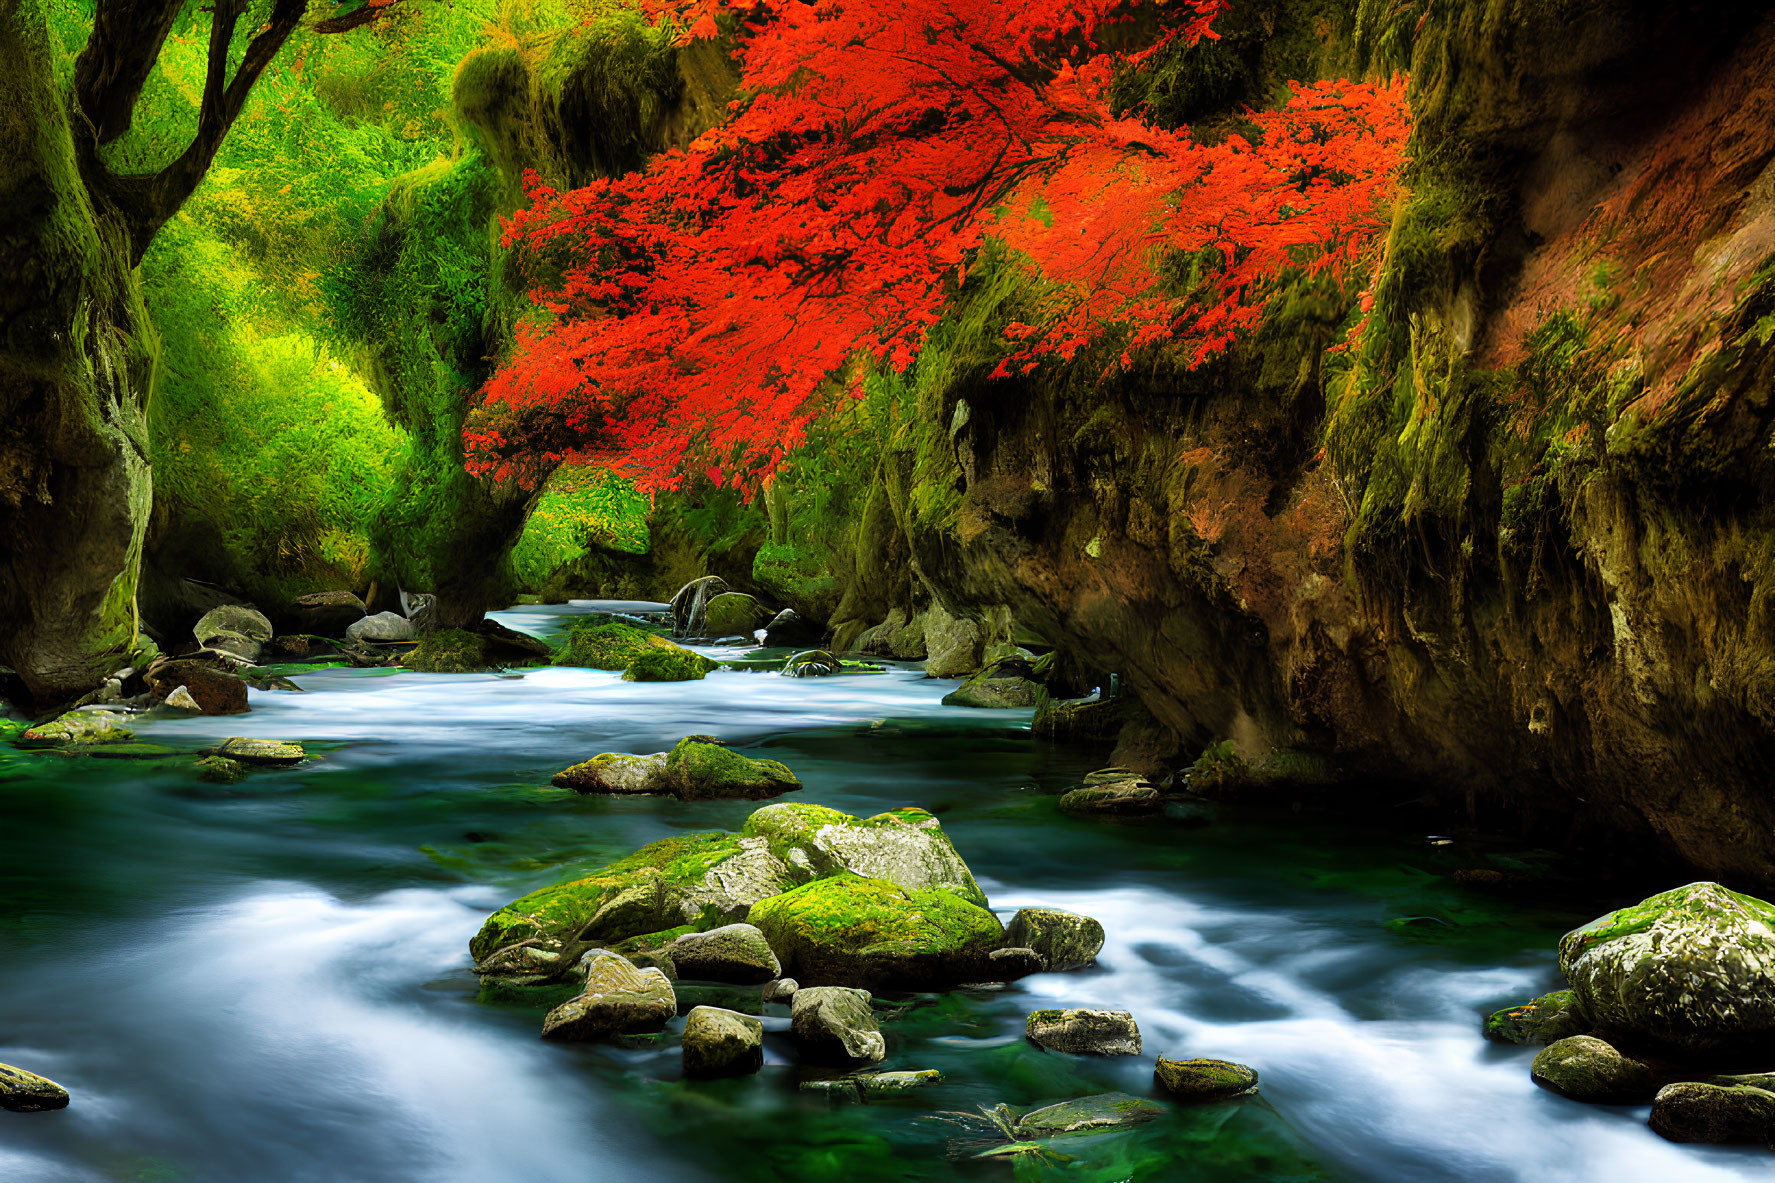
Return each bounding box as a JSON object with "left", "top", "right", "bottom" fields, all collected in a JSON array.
[{"left": 463, "top": 0, "right": 1410, "bottom": 491}]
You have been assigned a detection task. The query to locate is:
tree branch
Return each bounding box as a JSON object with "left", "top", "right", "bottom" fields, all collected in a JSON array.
[{"left": 71, "top": 0, "right": 184, "bottom": 145}]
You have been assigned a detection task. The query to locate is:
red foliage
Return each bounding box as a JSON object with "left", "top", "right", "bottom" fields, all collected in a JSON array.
[{"left": 464, "top": 0, "right": 1410, "bottom": 490}]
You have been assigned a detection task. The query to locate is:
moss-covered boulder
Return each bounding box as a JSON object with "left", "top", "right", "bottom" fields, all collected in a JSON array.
[
  {"left": 1025, "top": 1008, "right": 1141, "bottom": 1055},
  {"left": 623, "top": 646, "right": 721, "bottom": 681},
  {"left": 682, "top": 1005, "right": 764, "bottom": 1077},
  {"left": 1059, "top": 770, "right": 1163, "bottom": 815},
  {"left": 790, "top": 985, "right": 884, "bottom": 1066},
  {"left": 471, "top": 831, "right": 797, "bottom": 981},
  {"left": 743, "top": 802, "right": 988, "bottom": 905},
  {"left": 941, "top": 656, "right": 1041, "bottom": 709},
  {"left": 704, "top": 591, "right": 769, "bottom": 638},
  {"left": 651, "top": 922, "right": 781, "bottom": 984},
  {"left": 749, "top": 873, "right": 1004, "bottom": 990},
  {"left": 1558, "top": 882, "right": 1775, "bottom": 1055},
  {"left": 541, "top": 950, "right": 676, "bottom": 1041},
  {"left": 553, "top": 618, "right": 681, "bottom": 670},
  {"left": 0, "top": 1062, "right": 69, "bottom": 1113},
  {"left": 17, "top": 710, "right": 134, "bottom": 748},
  {"left": 1154, "top": 1058, "right": 1260, "bottom": 1101},
  {"left": 405, "top": 628, "right": 494, "bottom": 673},
  {"left": 1484, "top": 990, "right": 1590, "bottom": 1046},
  {"left": 1650, "top": 1080, "right": 1775, "bottom": 1145},
  {"left": 552, "top": 738, "right": 800, "bottom": 800},
  {"left": 1530, "top": 1035, "right": 1657, "bottom": 1103},
  {"left": 1004, "top": 908, "right": 1105, "bottom": 971}
]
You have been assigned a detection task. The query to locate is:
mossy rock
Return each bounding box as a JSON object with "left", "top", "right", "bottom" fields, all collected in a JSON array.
[
  {"left": 742, "top": 801, "right": 988, "bottom": 906},
  {"left": 941, "top": 657, "right": 1041, "bottom": 709},
  {"left": 1530, "top": 1035, "right": 1656, "bottom": 1103},
  {"left": 0, "top": 1062, "right": 69, "bottom": 1112},
  {"left": 623, "top": 647, "right": 721, "bottom": 681},
  {"left": 703, "top": 591, "right": 770, "bottom": 638},
  {"left": 209, "top": 737, "right": 305, "bottom": 766},
  {"left": 1031, "top": 694, "right": 1137, "bottom": 743},
  {"left": 1004, "top": 908, "right": 1105, "bottom": 971},
  {"left": 17, "top": 710, "right": 134, "bottom": 748},
  {"left": 1025, "top": 1008, "right": 1141, "bottom": 1055},
  {"left": 1059, "top": 778, "right": 1163, "bottom": 816},
  {"left": 748, "top": 873, "right": 1004, "bottom": 990},
  {"left": 664, "top": 737, "right": 801, "bottom": 800},
  {"left": 406, "top": 628, "right": 497, "bottom": 673},
  {"left": 552, "top": 751, "right": 671, "bottom": 794},
  {"left": 1484, "top": 990, "right": 1590, "bottom": 1046},
  {"left": 1650, "top": 1081, "right": 1775, "bottom": 1145},
  {"left": 681, "top": 1005, "right": 764, "bottom": 1078},
  {"left": 1557, "top": 882, "right": 1775, "bottom": 1055},
  {"left": 782, "top": 649, "right": 844, "bottom": 677},
  {"left": 470, "top": 831, "right": 797, "bottom": 981},
  {"left": 1154, "top": 1057, "right": 1260, "bottom": 1101},
  {"left": 541, "top": 951, "right": 676, "bottom": 1042},
  {"left": 553, "top": 619, "right": 681, "bottom": 670}
]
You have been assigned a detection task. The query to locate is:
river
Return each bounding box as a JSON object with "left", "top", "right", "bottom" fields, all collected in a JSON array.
[{"left": 0, "top": 603, "right": 1766, "bottom": 1182}]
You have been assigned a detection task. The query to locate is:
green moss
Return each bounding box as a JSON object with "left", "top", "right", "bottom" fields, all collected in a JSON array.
[
  {"left": 703, "top": 592, "right": 767, "bottom": 638},
  {"left": 664, "top": 738, "right": 801, "bottom": 800},
  {"left": 1485, "top": 989, "right": 1589, "bottom": 1045},
  {"left": 752, "top": 542, "right": 840, "bottom": 621},
  {"left": 553, "top": 618, "right": 679, "bottom": 670},
  {"left": 747, "top": 872, "right": 1003, "bottom": 989},
  {"left": 622, "top": 646, "right": 721, "bottom": 682},
  {"left": 406, "top": 628, "right": 493, "bottom": 673}
]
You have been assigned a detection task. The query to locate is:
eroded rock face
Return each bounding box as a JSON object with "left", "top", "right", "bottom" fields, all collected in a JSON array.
[
  {"left": 541, "top": 951, "right": 676, "bottom": 1041},
  {"left": 1025, "top": 1008, "right": 1141, "bottom": 1056},
  {"left": 790, "top": 986, "right": 884, "bottom": 1066},
  {"left": 681, "top": 1005, "right": 764, "bottom": 1078},
  {"left": 1558, "top": 882, "right": 1775, "bottom": 1055}
]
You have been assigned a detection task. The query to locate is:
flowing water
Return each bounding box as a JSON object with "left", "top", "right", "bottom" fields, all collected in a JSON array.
[{"left": 0, "top": 603, "right": 1767, "bottom": 1183}]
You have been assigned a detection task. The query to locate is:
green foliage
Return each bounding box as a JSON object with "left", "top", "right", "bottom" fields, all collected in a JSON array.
[
  {"left": 622, "top": 646, "right": 721, "bottom": 681},
  {"left": 512, "top": 465, "right": 650, "bottom": 590}
]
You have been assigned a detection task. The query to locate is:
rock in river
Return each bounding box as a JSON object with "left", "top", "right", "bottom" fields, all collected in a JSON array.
[
  {"left": 1154, "top": 1057, "right": 1260, "bottom": 1101},
  {"left": 1650, "top": 1080, "right": 1775, "bottom": 1145},
  {"left": 0, "top": 1063, "right": 69, "bottom": 1112},
  {"left": 17, "top": 710, "right": 133, "bottom": 748},
  {"left": 1012, "top": 1093, "right": 1164, "bottom": 1138},
  {"left": 1558, "top": 881, "right": 1775, "bottom": 1055},
  {"left": 1530, "top": 1035, "right": 1656, "bottom": 1103},
  {"left": 542, "top": 951, "right": 676, "bottom": 1041},
  {"left": 751, "top": 873, "right": 1003, "bottom": 991},
  {"left": 346, "top": 611, "right": 415, "bottom": 644},
  {"left": 1484, "top": 990, "right": 1590, "bottom": 1046},
  {"left": 552, "top": 738, "right": 800, "bottom": 800},
  {"left": 1025, "top": 1008, "right": 1141, "bottom": 1056},
  {"left": 940, "top": 656, "right": 1041, "bottom": 709},
  {"left": 207, "top": 737, "right": 306, "bottom": 766},
  {"left": 791, "top": 986, "right": 885, "bottom": 1066},
  {"left": 147, "top": 658, "right": 248, "bottom": 715},
  {"left": 1004, "top": 908, "right": 1105, "bottom": 971},
  {"left": 654, "top": 923, "right": 781, "bottom": 984},
  {"left": 681, "top": 1006, "right": 764, "bottom": 1078}
]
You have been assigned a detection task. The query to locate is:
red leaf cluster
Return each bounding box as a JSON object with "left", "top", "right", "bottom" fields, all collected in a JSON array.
[{"left": 464, "top": 0, "right": 1410, "bottom": 490}]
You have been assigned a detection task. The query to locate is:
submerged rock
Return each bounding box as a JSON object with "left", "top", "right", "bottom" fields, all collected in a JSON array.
[
  {"left": 1558, "top": 881, "right": 1775, "bottom": 1055},
  {"left": 656, "top": 923, "right": 781, "bottom": 984},
  {"left": 751, "top": 873, "right": 1004, "bottom": 990},
  {"left": 552, "top": 738, "right": 800, "bottom": 800},
  {"left": 1012, "top": 1093, "right": 1164, "bottom": 1138},
  {"left": 1058, "top": 771, "right": 1163, "bottom": 816},
  {"left": 801, "top": 1069, "right": 942, "bottom": 1101},
  {"left": 1530, "top": 1035, "right": 1656, "bottom": 1103},
  {"left": 1650, "top": 1080, "right": 1775, "bottom": 1145},
  {"left": 782, "top": 649, "right": 844, "bottom": 677},
  {"left": 790, "top": 986, "right": 885, "bottom": 1066},
  {"left": 1025, "top": 1008, "right": 1141, "bottom": 1056},
  {"left": 0, "top": 1063, "right": 69, "bottom": 1112},
  {"left": 1004, "top": 908, "right": 1105, "bottom": 971},
  {"left": 1484, "top": 990, "right": 1590, "bottom": 1046},
  {"left": 208, "top": 737, "right": 305, "bottom": 766},
  {"left": 196, "top": 755, "right": 248, "bottom": 784},
  {"left": 941, "top": 657, "right": 1041, "bottom": 709},
  {"left": 17, "top": 710, "right": 133, "bottom": 748},
  {"left": 681, "top": 1005, "right": 764, "bottom": 1078},
  {"left": 1154, "top": 1057, "right": 1260, "bottom": 1101},
  {"left": 541, "top": 951, "right": 676, "bottom": 1041},
  {"left": 345, "top": 611, "right": 414, "bottom": 644}
]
